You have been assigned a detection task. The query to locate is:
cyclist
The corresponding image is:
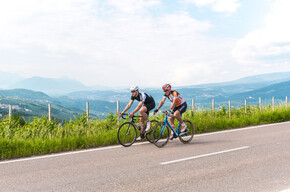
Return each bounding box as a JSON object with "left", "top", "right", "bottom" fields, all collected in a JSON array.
[
  {"left": 154, "top": 84, "right": 187, "bottom": 139},
  {"left": 120, "top": 85, "right": 155, "bottom": 139}
]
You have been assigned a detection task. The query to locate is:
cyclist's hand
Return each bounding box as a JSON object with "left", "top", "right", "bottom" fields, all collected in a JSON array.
[
  {"left": 129, "top": 112, "right": 134, "bottom": 117},
  {"left": 119, "top": 112, "right": 124, "bottom": 117},
  {"left": 166, "top": 109, "right": 173, "bottom": 114},
  {"left": 153, "top": 109, "right": 158, "bottom": 115}
]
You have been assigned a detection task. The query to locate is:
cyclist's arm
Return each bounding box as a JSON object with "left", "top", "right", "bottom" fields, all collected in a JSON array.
[
  {"left": 131, "top": 101, "right": 144, "bottom": 114},
  {"left": 156, "top": 96, "right": 166, "bottom": 110},
  {"left": 120, "top": 100, "right": 134, "bottom": 115}
]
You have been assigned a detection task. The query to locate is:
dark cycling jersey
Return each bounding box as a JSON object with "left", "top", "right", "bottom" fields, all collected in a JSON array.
[
  {"left": 131, "top": 92, "right": 154, "bottom": 104},
  {"left": 164, "top": 90, "right": 186, "bottom": 107}
]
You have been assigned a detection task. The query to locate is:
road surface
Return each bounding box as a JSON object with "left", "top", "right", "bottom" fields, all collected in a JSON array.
[{"left": 1, "top": 121, "right": 290, "bottom": 192}]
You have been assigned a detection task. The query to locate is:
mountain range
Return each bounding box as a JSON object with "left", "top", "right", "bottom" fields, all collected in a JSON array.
[{"left": 1, "top": 71, "right": 290, "bottom": 121}]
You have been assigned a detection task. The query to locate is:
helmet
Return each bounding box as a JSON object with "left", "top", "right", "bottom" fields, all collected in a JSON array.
[
  {"left": 130, "top": 85, "right": 139, "bottom": 92},
  {"left": 162, "top": 84, "right": 171, "bottom": 91}
]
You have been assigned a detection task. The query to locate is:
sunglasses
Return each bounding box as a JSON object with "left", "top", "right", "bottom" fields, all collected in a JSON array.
[{"left": 164, "top": 90, "right": 169, "bottom": 92}]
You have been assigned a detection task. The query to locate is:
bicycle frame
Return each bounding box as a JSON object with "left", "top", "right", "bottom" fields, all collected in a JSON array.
[{"left": 160, "top": 113, "right": 189, "bottom": 137}]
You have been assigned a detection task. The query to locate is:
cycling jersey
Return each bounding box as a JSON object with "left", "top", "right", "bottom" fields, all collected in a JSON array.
[
  {"left": 131, "top": 92, "right": 154, "bottom": 104},
  {"left": 164, "top": 90, "right": 186, "bottom": 107}
]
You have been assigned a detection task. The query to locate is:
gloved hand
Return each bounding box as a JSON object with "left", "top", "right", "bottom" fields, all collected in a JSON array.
[
  {"left": 166, "top": 109, "right": 173, "bottom": 114},
  {"left": 154, "top": 109, "right": 159, "bottom": 113}
]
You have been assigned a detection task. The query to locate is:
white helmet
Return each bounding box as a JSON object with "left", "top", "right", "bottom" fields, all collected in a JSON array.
[{"left": 130, "top": 85, "right": 139, "bottom": 92}]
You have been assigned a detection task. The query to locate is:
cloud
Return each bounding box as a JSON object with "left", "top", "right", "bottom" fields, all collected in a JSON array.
[
  {"left": 232, "top": 0, "right": 290, "bottom": 66},
  {"left": 0, "top": 0, "right": 259, "bottom": 88},
  {"left": 184, "top": 0, "right": 241, "bottom": 14}
]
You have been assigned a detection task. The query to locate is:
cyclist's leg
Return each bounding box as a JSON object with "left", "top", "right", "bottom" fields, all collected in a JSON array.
[
  {"left": 173, "top": 103, "right": 187, "bottom": 124},
  {"left": 173, "top": 110, "right": 183, "bottom": 124},
  {"left": 139, "top": 106, "right": 148, "bottom": 134}
]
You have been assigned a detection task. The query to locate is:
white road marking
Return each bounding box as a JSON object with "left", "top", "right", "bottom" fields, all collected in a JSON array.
[
  {"left": 195, "top": 121, "right": 290, "bottom": 137},
  {"left": 160, "top": 146, "right": 250, "bottom": 165},
  {"left": 1, "top": 121, "right": 289, "bottom": 165},
  {"left": 0, "top": 142, "right": 145, "bottom": 165}
]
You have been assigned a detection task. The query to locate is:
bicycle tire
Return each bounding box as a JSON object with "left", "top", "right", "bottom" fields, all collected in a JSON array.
[
  {"left": 145, "top": 120, "right": 159, "bottom": 143},
  {"left": 152, "top": 122, "right": 170, "bottom": 148},
  {"left": 117, "top": 122, "right": 137, "bottom": 147},
  {"left": 178, "top": 119, "right": 194, "bottom": 144}
]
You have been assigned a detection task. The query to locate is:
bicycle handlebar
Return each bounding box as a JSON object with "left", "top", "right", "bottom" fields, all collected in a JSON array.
[
  {"left": 159, "top": 110, "right": 174, "bottom": 116},
  {"left": 120, "top": 113, "right": 142, "bottom": 119}
]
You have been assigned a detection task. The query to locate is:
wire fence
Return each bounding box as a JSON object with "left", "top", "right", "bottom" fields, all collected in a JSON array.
[{"left": 2, "top": 96, "right": 288, "bottom": 123}]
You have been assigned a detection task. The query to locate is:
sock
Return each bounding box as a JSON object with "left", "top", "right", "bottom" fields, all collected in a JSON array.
[{"left": 182, "top": 122, "right": 186, "bottom": 126}]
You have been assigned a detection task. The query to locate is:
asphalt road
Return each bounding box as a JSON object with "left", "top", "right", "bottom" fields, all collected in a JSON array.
[{"left": 1, "top": 122, "right": 290, "bottom": 192}]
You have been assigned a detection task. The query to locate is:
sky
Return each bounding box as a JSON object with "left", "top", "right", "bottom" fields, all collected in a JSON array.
[{"left": 0, "top": 0, "right": 290, "bottom": 88}]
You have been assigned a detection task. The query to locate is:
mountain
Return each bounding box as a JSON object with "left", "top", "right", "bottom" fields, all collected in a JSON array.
[
  {"left": 0, "top": 71, "right": 24, "bottom": 89},
  {"left": 182, "top": 72, "right": 290, "bottom": 94},
  {"left": 0, "top": 89, "right": 83, "bottom": 121},
  {"left": 11, "top": 77, "right": 88, "bottom": 96},
  {"left": 230, "top": 80, "right": 290, "bottom": 101},
  {"left": 1, "top": 71, "right": 290, "bottom": 121},
  {"left": 0, "top": 89, "right": 52, "bottom": 101}
]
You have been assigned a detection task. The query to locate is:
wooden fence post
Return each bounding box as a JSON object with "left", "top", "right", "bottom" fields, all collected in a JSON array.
[
  {"left": 192, "top": 98, "right": 195, "bottom": 113},
  {"left": 272, "top": 96, "right": 275, "bottom": 110},
  {"left": 212, "top": 99, "right": 215, "bottom": 112},
  {"left": 259, "top": 97, "right": 262, "bottom": 111},
  {"left": 48, "top": 104, "right": 51, "bottom": 121},
  {"left": 245, "top": 99, "right": 247, "bottom": 114},
  {"left": 86, "top": 102, "right": 89, "bottom": 125},
  {"left": 9, "top": 105, "right": 12, "bottom": 121},
  {"left": 117, "top": 100, "right": 120, "bottom": 123},
  {"left": 228, "top": 100, "right": 231, "bottom": 118}
]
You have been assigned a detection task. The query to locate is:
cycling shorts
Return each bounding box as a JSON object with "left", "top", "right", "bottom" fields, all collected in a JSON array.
[
  {"left": 144, "top": 101, "right": 155, "bottom": 115},
  {"left": 173, "top": 102, "right": 187, "bottom": 116}
]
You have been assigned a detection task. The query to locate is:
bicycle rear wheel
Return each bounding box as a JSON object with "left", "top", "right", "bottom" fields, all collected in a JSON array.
[
  {"left": 117, "top": 122, "right": 137, "bottom": 147},
  {"left": 152, "top": 122, "right": 170, "bottom": 148},
  {"left": 145, "top": 120, "right": 159, "bottom": 143},
  {"left": 178, "top": 120, "right": 194, "bottom": 144}
]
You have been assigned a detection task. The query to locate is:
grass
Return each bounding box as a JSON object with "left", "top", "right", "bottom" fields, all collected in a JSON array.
[{"left": 1, "top": 104, "right": 290, "bottom": 160}]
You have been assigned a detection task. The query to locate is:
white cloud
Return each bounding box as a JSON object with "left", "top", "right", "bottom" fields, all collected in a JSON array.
[
  {"left": 1, "top": 0, "right": 278, "bottom": 88},
  {"left": 232, "top": 0, "right": 290, "bottom": 66},
  {"left": 2, "top": 0, "right": 232, "bottom": 87},
  {"left": 185, "top": 0, "right": 241, "bottom": 14},
  {"left": 107, "top": 0, "right": 160, "bottom": 14}
]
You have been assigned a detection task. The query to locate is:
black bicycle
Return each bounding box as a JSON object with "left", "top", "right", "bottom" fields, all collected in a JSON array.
[{"left": 117, "top": 114, "right": 159, "bottom": 147}]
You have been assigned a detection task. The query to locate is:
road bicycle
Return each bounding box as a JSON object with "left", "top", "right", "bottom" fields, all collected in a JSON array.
[
  {"left": 117, "top": 114, "right": 159, "bottom": 147},
  {"left": 152, "top": 111, "right": 194, "bottom": 148}
]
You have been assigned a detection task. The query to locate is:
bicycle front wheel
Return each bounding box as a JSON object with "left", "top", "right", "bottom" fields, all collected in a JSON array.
[
  {"left": 117, "top": 122, "right": 137, "bottom": 147},
  {"left": 179, "top": 120, "right": 194, "bottom": 144},
  {"left": 145, "top": 120, "right": 159, "bottom": 143},
  {"left": 152, "top": 122, "right": 170, "bottom": 148}
]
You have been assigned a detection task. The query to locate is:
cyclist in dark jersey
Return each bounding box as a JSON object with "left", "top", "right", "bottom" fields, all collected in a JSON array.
[
  {"left": 120, "top": 85, "right": 155, "bottom": 139},
  {"left": 154, "top": 84, "right": 187, "bottom": 139}
]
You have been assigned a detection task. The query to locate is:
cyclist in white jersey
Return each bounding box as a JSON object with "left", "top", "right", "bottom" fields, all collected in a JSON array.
[{"left": 120, "top": 85, "right": 155, "bottom": 139}]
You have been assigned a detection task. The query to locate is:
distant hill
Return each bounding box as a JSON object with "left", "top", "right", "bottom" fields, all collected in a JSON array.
[
  {"left": 231, "top": 80, "right": 290, "bottom": 101},
  {"left": 1, "top": 72, "right": 290, "bottom": 120},
  {"left": 0, "top": 71, "right": 24, "bottom": 89},
  {"left": 0, "top": 89, "right": 52, "bottom": 101},
  {"left": 182, "top": 72, "right": 290, "bottom": 94},
  {"left": 10, "top": 77, "right": 88, "bottom": 96}
]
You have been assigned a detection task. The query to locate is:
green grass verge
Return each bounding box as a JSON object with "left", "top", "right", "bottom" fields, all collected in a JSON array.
[{"left": 1, "top": 105, "right": 290, "bottom": 160}]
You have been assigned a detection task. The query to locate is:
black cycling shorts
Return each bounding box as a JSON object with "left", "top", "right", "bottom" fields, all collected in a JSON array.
[
  {"left": 173, "top": 102, "right": 187, "bottom": 116},
  {"left": 144, "top": 101, "right": 156, "bottom": 115}
]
